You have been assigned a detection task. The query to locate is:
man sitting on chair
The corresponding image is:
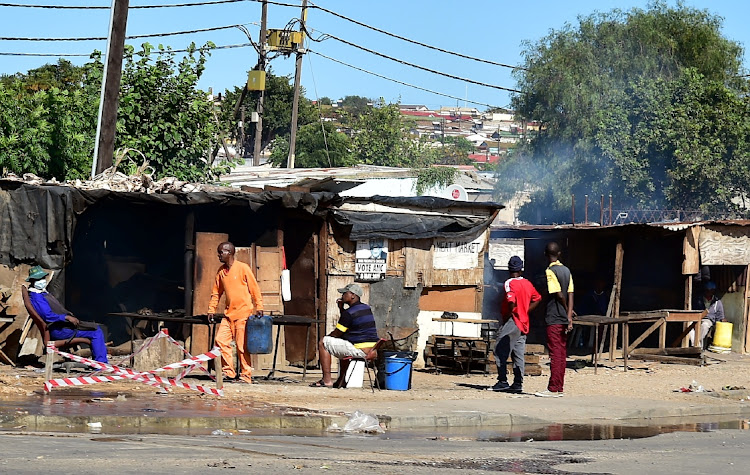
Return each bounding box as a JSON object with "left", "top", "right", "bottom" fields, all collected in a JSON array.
[
  {"left": 311, "top": 283, "right": 378, "bottom": 388},
  {"left": 26, "top": 265, "right": 109, "bottom": 363}
]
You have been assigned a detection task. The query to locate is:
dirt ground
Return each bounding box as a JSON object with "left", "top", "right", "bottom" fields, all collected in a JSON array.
[{"left": 2, "top": 351, "right": 749, "bottom": 409}]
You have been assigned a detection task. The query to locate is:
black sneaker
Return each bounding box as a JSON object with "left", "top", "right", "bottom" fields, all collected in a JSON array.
[
  {"left": 490, "top": 381, "right": 511, "bottom": 392},
  {"left": 507, "top": 385, "right": 523, "bottom": 394}
]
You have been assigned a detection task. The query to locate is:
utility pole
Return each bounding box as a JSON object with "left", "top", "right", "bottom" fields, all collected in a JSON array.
[
  {"left": 92, "top": 0, "right": 129, "bottom": 177},
  {"left": 252, "top": 0, "right": 268, "bottom": 166},
  {"left": 287, "top": 0, "right": 308, "bottom": 169}
]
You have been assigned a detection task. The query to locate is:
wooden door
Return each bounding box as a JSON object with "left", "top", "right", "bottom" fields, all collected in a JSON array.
[
  {"left": 255, "top": 245, "right": 283, "bottom": 314},
  {"left": 191, "top": 232, "right": 228, "bottom": 355}
]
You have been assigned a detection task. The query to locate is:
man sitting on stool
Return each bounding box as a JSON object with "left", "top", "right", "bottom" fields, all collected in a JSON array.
[
  {"left": 311, "top": 283, "right": 378, "bottom": 388},
  {"left": 689, "top": 281, "right": 725, "bottom": 348}
]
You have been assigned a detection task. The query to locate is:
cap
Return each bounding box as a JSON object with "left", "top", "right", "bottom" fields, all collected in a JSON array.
[
  {"left": 337, "top": 283, "right": 363, "bottom": 297},
  {"left": 26, "top": 265, "right": 49, "bottom": 282},
  {"left": 508, "top": 256, "right": 524, "bottom": 272}
]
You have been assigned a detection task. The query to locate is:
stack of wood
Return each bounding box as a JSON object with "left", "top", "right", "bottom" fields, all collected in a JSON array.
[{"left": 424, "top": 336, "right": 546, "bottom": 376}]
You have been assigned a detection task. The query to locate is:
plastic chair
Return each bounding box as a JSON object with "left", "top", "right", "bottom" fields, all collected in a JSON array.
[
  {"left": 340, "top": 338, "right": 386, "bottom": 392},
  {"left": 21, "top": 286, "right": 91, "bottom": 373}
]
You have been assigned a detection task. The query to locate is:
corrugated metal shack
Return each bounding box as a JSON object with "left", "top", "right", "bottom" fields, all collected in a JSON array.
[
  {"left": 0, "top": 179, "right": 503, "bottom": 370},
  {"left": 487, "top": 222, "right": 750, "bottom": 354}
]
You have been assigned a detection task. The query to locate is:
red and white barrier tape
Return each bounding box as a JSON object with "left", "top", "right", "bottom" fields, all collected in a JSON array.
[{"left": 45, "top": 343, "right": 223, "bottom": 396}]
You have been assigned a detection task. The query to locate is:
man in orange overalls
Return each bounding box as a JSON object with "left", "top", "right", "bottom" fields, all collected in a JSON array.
[{"left": 207, "top": 241, "right": 264, "bottom": 383}]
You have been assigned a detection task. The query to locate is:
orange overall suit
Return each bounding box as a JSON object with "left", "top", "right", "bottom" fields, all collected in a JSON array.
[{"left": 208, "top": 260, "right": 264, "bottom": 383}]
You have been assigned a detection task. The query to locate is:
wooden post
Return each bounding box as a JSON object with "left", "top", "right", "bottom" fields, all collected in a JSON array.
[
  {"left": 584, "top": 194, "right": 588, "bottom": 224},
  {"left": 215, "top": 354, "right": 223, "bottom": 390},
  {"left": 92, "top": 0, "right": 130, "bottom": 176},
  {"left": 252, "top": 1, "right": 268, "bottom": 165},
  {"left": 287, "top": 0, "right": 308, "bottom": 167},
  {"left": 571, "top": 194, "right": 575, "bottom": 225},
  {"left": 608, "top": 241, "right": 624, "bottom": 361},
  {"left": 44, "top": 344, "right": 54, "bottom": 383}
]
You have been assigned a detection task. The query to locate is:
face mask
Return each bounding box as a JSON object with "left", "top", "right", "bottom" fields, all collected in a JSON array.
[{"left": 33, "top": 279, "right": 47, "bottom": 291}]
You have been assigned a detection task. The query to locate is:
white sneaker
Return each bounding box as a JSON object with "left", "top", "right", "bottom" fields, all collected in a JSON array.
[{"left": 534, "top": 390, "right": 564, "bottom": 398}]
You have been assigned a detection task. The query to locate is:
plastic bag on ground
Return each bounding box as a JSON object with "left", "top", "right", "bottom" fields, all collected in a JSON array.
[{"left": 329, "top": 410, "right": 384, "bottom": 434}]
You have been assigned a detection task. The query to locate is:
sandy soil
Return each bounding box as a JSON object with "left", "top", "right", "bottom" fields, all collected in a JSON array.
[{"left": 2, "top": 352, "right": 749, "bottom": 409}]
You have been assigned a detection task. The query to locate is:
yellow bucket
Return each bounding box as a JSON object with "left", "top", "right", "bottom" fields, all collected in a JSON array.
[{"left": 712, "top": 321, "right": 733, "bottom": 348}]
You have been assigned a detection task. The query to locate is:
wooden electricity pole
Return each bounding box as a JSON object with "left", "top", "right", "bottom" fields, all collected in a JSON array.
[
  {"left": 252, "top": 1, "right": 268, "bottom": 166},
  {"left": 92, "top": 0, "right": 129, "bottom": 177},
  {"left": 287, "top": 0, "right": 308, "bottom": 169}
]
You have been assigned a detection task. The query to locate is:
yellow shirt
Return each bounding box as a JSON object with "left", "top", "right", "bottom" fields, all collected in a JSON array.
[{"left": 207, "top": 261, "right": 264, "bottom": 321}]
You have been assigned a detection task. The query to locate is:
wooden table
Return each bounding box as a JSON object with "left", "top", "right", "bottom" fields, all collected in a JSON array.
[
  {"left": 264, "top": 315, "right": 322, "bottom": 381},
  {"left": 430, "top": 317, "right": 499, "bottom": 375},
  {"left": 619, "top": 310, "right": 706, "bottom": 370},
  {"left": 571, "top": 315, "right": 623, "bottom": 374}
]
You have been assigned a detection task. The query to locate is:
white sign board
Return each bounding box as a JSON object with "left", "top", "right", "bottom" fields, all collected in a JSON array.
[
  {"left": 433, "top": 232, "right": 486, "bottom": 269},
  {"left": 488, "top": 238, "right": 525, "bottom": 270},
  {"left": 355, "top": 239, "right": 388, "bottom": 281}
]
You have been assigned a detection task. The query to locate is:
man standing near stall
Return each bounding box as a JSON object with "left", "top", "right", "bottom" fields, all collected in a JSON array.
[
  {"left": 536, "top": 242, "right": 574, "bottom": 398},
  {"left": 491, "top": 256, "right": 541, "bottom": 393},
  {"left": 207, "top": 241, "right": 264, "bottom": 384}
]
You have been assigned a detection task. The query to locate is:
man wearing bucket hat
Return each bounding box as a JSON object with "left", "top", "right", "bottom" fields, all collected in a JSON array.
[
  {"left": 490, "top": 256, "right": 541, "bottom": 393},
  {"left": 25, "top": 265, "right": 109, "bottom": 363},
  {"left": 689, "top": 281, "right": 725, "bottom": 348},
  {"left": 311, "top": 283, "right": 379, "bottom": 388}
]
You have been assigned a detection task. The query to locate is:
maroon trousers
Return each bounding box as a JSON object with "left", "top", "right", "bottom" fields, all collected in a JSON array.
[{"left": 546, "top": 324, "right": 567, "bottom": 392}]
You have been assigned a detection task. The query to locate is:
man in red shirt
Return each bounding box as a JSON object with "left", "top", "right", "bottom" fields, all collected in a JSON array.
[{"left": 490, "top": 256, "right": 541, "bottom": 393}]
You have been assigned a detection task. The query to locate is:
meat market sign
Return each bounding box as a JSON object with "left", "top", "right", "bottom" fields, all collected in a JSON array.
[
  {"left": 355, "top": 239, "right": 388, "bottom": 281},
  {"left": 432, "top": 232, "right": 486, "bottom": 269}
]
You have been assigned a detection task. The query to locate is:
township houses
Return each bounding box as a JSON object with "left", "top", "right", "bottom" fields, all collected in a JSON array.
[{"left": 0, "top": 174, "right": 503, "bottom": 370}]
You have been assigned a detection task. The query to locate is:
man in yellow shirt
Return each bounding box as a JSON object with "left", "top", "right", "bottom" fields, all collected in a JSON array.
[
  {"left": 535, "top": 241, "right": 574, "bottom": 398},
  {"left": 207, "top": 242, "right": 264, "bottom": 384}
]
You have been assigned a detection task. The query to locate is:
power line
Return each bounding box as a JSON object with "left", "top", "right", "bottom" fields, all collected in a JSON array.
[
  {"left": 307, "top": 1, "right": 522, "bottom": 71},
  {"left": 0, "top": 42, "right": 255, "bottom": 57},
  {"left": 308, "top": 30, "right": 522, "bottom": 94},
  {"left": 309, "top": 50, "right": 510, "bottom": 110},
  {"left": 0, "top": 1, "right": 246, "bottom": 9},
  {"left": 0, "top": 23, "right": 249, "bottom": 41}
]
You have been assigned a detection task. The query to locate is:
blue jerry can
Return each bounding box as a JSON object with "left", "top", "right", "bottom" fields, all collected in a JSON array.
[{"left": 246, "top": 315, "right": 273, "bottom": 354}]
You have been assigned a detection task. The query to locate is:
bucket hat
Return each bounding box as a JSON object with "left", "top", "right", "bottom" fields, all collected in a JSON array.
[{"left": 26, "top": 265, "right": 49, "bottom": 282}]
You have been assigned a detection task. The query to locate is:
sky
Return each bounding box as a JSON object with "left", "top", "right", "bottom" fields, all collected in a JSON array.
[{"left": 1, "top": 0, "right": 750, "bottom": 111}]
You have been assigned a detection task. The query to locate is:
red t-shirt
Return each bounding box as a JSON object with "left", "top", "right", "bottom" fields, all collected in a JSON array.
[{"left": 500, "top": 277, "right": 541, "bottom": 334}]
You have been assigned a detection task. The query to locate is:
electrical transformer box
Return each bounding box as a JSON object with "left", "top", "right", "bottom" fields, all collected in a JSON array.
[
  {"left": 268, "top": 29, "right": 303, "bottom": 51},
  {"left": 246, "top": 70, "right": 266, "bottom": 91}
]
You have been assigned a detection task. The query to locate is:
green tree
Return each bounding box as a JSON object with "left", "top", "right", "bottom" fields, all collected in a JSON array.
[
  {"left": 221, "top": 70, "right": 317, "bottom": 158},
  {"left": 339, "top": 95, "right": 372, "bottom": 116},
  {"left": 350, "top": 98, "right": 417, "bottom": 167},
  {"left": 117, "top": 42, "right": 230, "bottom": 181},
  {"left": 0, "top": 56, "right": 102, "bottom": 179},
  {"left": 502, "top": 2, "right": 748, "bottom": 223},
  {"left": 269, "top": 121, "right": 355, "bottom": 168}
]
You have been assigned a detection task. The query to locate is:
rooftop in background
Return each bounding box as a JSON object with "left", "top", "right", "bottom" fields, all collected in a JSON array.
[{"left": 220, "top": 163, "right": 497, "bottom": 200}]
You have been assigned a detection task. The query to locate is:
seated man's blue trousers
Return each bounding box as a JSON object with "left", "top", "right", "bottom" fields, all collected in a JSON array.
[{"left": 49, "top": 327, "right": 109, "bottom": 363}]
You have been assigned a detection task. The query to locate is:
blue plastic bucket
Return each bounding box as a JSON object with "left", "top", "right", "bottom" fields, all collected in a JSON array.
[
  {"left": 384, "top": 357, "right": 412, "bottom": 391},
  {"left": 245, "top": 315, "right": 273, "bottom": 354}
]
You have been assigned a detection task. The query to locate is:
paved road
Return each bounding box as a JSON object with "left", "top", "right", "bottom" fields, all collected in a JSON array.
[{"left": 1, "top": 428, "right": 747, "bottom": 474}]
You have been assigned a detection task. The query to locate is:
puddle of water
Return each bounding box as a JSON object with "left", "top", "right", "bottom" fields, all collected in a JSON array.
[
  {"left": 0, "top": 388, "right": 282, "bottom": 418},
  {"left": 380, "top": 416, "right": 750, "bottom": 442}
]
